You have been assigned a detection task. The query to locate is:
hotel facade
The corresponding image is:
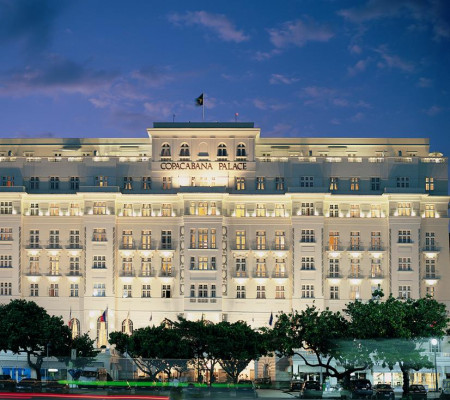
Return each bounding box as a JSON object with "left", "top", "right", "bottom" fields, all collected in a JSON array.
[{"left": 0, "top": 122, "right": 448, "bottom": 382}]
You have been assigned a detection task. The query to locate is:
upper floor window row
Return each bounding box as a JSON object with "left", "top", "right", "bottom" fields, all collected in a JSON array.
[{"left": 159, "top": 143, "right": 247, "bottom": 160}]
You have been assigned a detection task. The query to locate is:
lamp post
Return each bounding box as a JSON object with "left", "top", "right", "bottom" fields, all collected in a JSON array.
[{"left": 431, "top": 338, "right": 438, "bottom": 392}]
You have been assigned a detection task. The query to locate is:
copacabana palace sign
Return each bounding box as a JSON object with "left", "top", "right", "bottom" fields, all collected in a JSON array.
[{"left": 160, "top": 161, "right": 247, "bottom": 170}]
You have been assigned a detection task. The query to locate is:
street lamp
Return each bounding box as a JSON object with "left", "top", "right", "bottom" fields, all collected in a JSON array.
[{"left": 431, "top": 338, "right": 438, "bottom": 392}]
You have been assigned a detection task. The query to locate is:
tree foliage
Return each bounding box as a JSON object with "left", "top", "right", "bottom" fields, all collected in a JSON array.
[{"left": 0, "top": 300, "right": 96, "bottom": 380}]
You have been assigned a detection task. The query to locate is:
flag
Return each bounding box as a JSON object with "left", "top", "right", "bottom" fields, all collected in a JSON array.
[
  {"left": 149, "top": 312, "right": 153, "bottom": 322},
  {"left": 269, "top": 312, "right": 273, "bottom": 326},
  {"left": 195, "top": 93, "right": 204, "bottom": 106},
  {"left": 100, "top": 308, "right": 107, "bottom": 323},
  {"left": 68, "top": 307, "right": 72, "bottom": 327}
]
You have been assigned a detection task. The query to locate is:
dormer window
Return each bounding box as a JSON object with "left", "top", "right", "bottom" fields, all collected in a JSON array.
[
  {"left": 179, "top": 143, "right": 190, "bottom": 160},
  {"left": 161, "top": 143, "right": 171, "bottom": 160},
  {"left": 217, "top": 143, "right": 228, "bottom": 160},
  {"left": 236, "top": 143, "right": 246, "bottom": 160}
]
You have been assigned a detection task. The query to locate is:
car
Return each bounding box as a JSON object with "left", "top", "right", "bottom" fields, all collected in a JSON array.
[
  {"left": 0, "top": 374, "right": 16, "bottom": 392},
  {"left": 210, "top": 383, "right": 235, "bottom": 398},
  {"left": 300, "top": 381, "right": 323, "bottom": 399},
  {"left": 255, "top": 377, "right": 271, "bottom": 389},
  {"left": 291, "top": 380, "right": 304, "bottom": 391},
  {"left": 340, "top": 379, "right": 373, "bottom": 399},
  {"left": 16, "top": 378, "right": 42, "bottom": 392},
  {"left": 236, "top": 380, "right": 258, "bottom": 398},
  {"left": 409, "top": 385, "right": 427, "bottom": 400},
  {"left": 43, "top": 380, "right": 69, "bottom": 393},
  {"left": 372, "top": 384, "right": 395, "bottom": 400}
]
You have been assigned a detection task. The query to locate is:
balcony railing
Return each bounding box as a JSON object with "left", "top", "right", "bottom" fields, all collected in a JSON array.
[
  {"left": 119, "top": 270, "right": 134, "bottom": 277},
  {"left": 159, "top": 269, "right": 175, "bottom": 277}
]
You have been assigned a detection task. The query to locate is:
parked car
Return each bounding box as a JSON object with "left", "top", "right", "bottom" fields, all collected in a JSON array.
[
  {"left": 16, "top": 378, "right": 42, "bottom": 392},
  {"left": 340, "top": 379, "right": 373, "bottom": 399},
  {"left": 291, "top": 380, "right": 304, "bottom": 391},
  {"left": 43, "top": 380, "right": 69, "bottom": 393},
  {"left": 409, "top": 385, "right": 427, "bottom": 400},
  {"left": 255, "top": 377, "right": 271, "bottom": 389},
  {"left": 236, "top": 380, "right": 258, "bottom": 398},
  {"left": 372, "top": 384, "right": 395, "bottom": 400},
  {"left": 300, "top": 381, "right": 323, "bottom": 399},
  {"left": 0, "top": 374, "right": 16, "bottom": 392}
]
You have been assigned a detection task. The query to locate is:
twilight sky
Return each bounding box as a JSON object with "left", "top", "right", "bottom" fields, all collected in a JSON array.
[{"left": 0, "top": 0, "right": 449, "bottom": 154}]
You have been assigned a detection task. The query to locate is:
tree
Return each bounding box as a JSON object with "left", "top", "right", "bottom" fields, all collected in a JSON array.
[
  {"left": 269, "top": 306, "right": 372, "bottom": 387},
  {"left": 213, "top": 320, "right": 269, "bottom": 383},
  {"left": 345, "top": 294, "right": 449, "bottom": 394},
  {"left": 109, "top": 323, "right": 193, "bottom": 381},
  {"left": 0, "top": 300, "right": 72, "bottom": 380},
  {"left": 173, "top": 317, "right": 220, "bottom": 384},
  {"left": 63, "top": 333, "right": 100, "bottom": 377}
]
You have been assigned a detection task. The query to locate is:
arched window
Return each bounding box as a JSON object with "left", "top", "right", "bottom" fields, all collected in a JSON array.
[
  {"left": 70, "top": 318, "right": 80, "bottom": 339},
  {"left": 236, "top": 143, "right": 246, "bottom": 158},
  {"left": 217, "top": 143, "right": 228, "bottom": 159},
  {"left": 160, "top": 143, "right": 171, "bottom": 158},
  {"left": 122, "top": 319, "right": 134, "bottom": 335},
  {"left": 97, "top": 317, "right": 108, "bottom": 348},
  {"left": 179, "top": 143, "right": 190, "bottom": 158}
]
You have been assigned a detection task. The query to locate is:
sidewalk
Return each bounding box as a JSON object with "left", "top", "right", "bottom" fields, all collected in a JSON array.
[{"left": 257, "top": 389, "right": 296, "bottom": 398}]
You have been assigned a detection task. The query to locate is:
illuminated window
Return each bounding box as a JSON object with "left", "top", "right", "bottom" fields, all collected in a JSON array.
[
  {"left": 350, "top": 259, "right": 360, "bottom": 277},
  {"left": 274, "top": 259, "right": 286, "bottom": 277},
  {"left": 122, "top": 230, "right": 133, "bottom": 249},
  {"left": 142, "top": 177, "right": 152, "bottom": 190},
  {"left": 122, "top": 319, "right": 134, "bottom": 335},
  {"left": 350, "top": 285, "right": 360, "bottom": 300},
  {"left": 329, "top": 204, "right": 339, "bottom": 217},
  {"left": 256, "top": 177, "right": 265, "bottom": 190},
  {"left": 49, "top": 283, "right": 59, "bottom": 297},
  {"left": 350, "top": 232, "right": 360, "bottom": 250},
  {"left": 236, "top": 230, "right": 246, "bottom": 250},
  {"left": 235, "top": 177, "right": 245, "bottom": 191},
  {"left": 236, "top": 258, "right": 246, "bottom": 277},
  {"left": 425, "top": 177, "right": 434, "bottom": 191},
  {"left": 49, "top": 256, "right": 59, "bottom": 275},
  {"left": 123, "top": 203, "right": 133, "bottom": 217},
  {"left": 371, "top": 204, "right": 381, "bottom": 218},
  {"left": 162, "top": 177, "right": 172, "bottom": 190},
  {"left": 256, "top": 231, "right": 266, "bottom": 250},
  {"left": 275, "top": 203, "right": 285, "bottom": 217},
  {"left": 142, "top": 203, "right": 151, "bottom": 217},
  {"left": 275, "top": 177, "right": 285, "bottom": 191},
  {"left": 329, "top": 231, "right": 339, "bottom": 251},
  {"left": 256, "top": 204, "right": 266, "bottom": 217},
  {"left": 161, "top": 258, "right": 172, "bottom": 277},
  {"left": 93, "top": 202, "right": 106, "bottom": 215},
  {"left": 235, "top": 204, "right": 245, "bottom": 218},
  {"left": 425, "top": 204, "right": 435, "bottom": 218},
  {"left": 275, "top": 231, "right": 285, "bottom": 250},
  {"left": 141, "top": 230, "right": 151, "bottom": 249},
  {"left": 398, "top": 202, "right": 411, "bottom": 216},
  {"left": 350, "top": 204, "right": 360, "bottom": 218},
  {"left": 255, "top": 259, "right": 266, "bottom": 277},
  {"left": 93, "top": 228, "right": 107, "bottom": 242},
  {"left": 162, "top": 204, "right": 172, "bottom": 216},
  {"left": 371, "top": 258, "right": 382, "bottom": 278},
  {"left": 425, "top": 259, "right": 436, "bottom": 278},
  {"left": 96, "top": 176, "right": 108, "bottom": 187},
  {"left": 329, "top": 177, "right": 338, "bottom": 191},
  {"left": 350, "top": 177, "right": 360, "bottom": 191},
  {"left": 0, "top": 228, "right": 12, "bottom": 241},
  {"left": 371, "top": 232, "right": 381, "bottom": 250}
]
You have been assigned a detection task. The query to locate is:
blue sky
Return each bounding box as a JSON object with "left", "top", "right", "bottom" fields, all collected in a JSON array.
[{"left": 0, "top": 0, "right": 449, "bottom": 154}]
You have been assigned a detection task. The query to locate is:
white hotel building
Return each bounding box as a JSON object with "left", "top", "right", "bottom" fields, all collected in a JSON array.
[{"left": 0, "top": 122, "right": 448, "bottom": 360}]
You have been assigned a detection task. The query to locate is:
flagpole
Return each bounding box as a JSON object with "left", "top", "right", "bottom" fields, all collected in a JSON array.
[{"left": 202, "top": 93, "right": 205, "bottom": 121}]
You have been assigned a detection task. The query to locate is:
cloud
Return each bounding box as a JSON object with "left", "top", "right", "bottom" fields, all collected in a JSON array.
[
  {"left": 417, "top": 77, "right": 432, "bottom": 88},
  {"left": 269, "top": 74, "right": 299, "bottom": 85},
  {"left": 375, "top": 46, "right": 414, "bottom": 72},
  {"left": 168, "top": 11, "right": 249, "bottom": 43},
  {"left": 300, "top": 86, "right": 347, "bottom": 107},
  {"left": 0, "top": 54, "right": 118, "bottom": 96},
  {"left": 268, "top": 18, "right": 334, "bottom": 48},
  {"left": 252, "top": 98, "right": 289, "bottom": 111},
  {"left": 299, "top": 86, "right": 371, "bottom": 110},
  {"left": 350, "top": 112, "right": 365, "bottom": 122},
  {"left": 338, "top": 0, "right": 450, "bottom": 41},
  {"left": 349, "top": 44, "right": 362, "bottom": 54},
  {"left": 0, "top": 0, "right": 67, "bottom": 53},
  {"left": 253, "top": 49, "right": 282, "bottom": 61},
  {"left": 130, "top": 66, "right": 174, "bottom": 87},
  {"left": 348, "top": 57, "right": 371, "bottom": 75},
  {"left": 423, "top": 105, "right": 443, "bottom": 116}
]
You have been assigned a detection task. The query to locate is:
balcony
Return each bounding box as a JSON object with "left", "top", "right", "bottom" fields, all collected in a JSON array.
[
  {"left": 138, "top": 269, "right": 155, "bottom": 277},
  {"left": 119, "top": 243, "right": 136, "bottom": 250},
  {"left": 230, "top": 242, "right": 249, "bottom": 251},
  {"left": 327, "top": 246, "right": 344, "bottom": 253},
  {"left": 25, "top": 242, "right": 41, "bottom": 250},
  {"left": 422, "top": 247, "right": 440, "bottom": 254},
  {"left": 272, "top": 272, "right": 288, "bottom": 279},
  {"left": 66, "top": 244, "right": 83, "bottom": 250},
  {"left": 159, "top": 269, "right": 175, "bottom": 277},
  {"left": 67, "top": 271, "right": 82, "bottom": 277},
  {"left": 424, "top": 274, "right": 440, "bottom": 280},
  {"left": 119, "top": 270, "right": 135, "bottom": 277},
  {"left": 139, "top": 243, "right": 157, "bottom": 251},
  {"left": 25, "top": 270, "right": 41, "bottom": 276},
  {"left": 46, "top": 242, "right": 62, "bottom": 250},
  {"left": 370, "top": 273, "right": 384, "bottom": 279},
  {"left": 369, "top": 246, "right": 385, "bottom": 252},
  {"left": 252, "top": 271, "right": 268, "bottom": 278},
  {"left": 232, "top": 271, "right": 248, "bottom": 278},
  {"left": 326, "top": 273, "right": 342, "bottom": 279}
]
